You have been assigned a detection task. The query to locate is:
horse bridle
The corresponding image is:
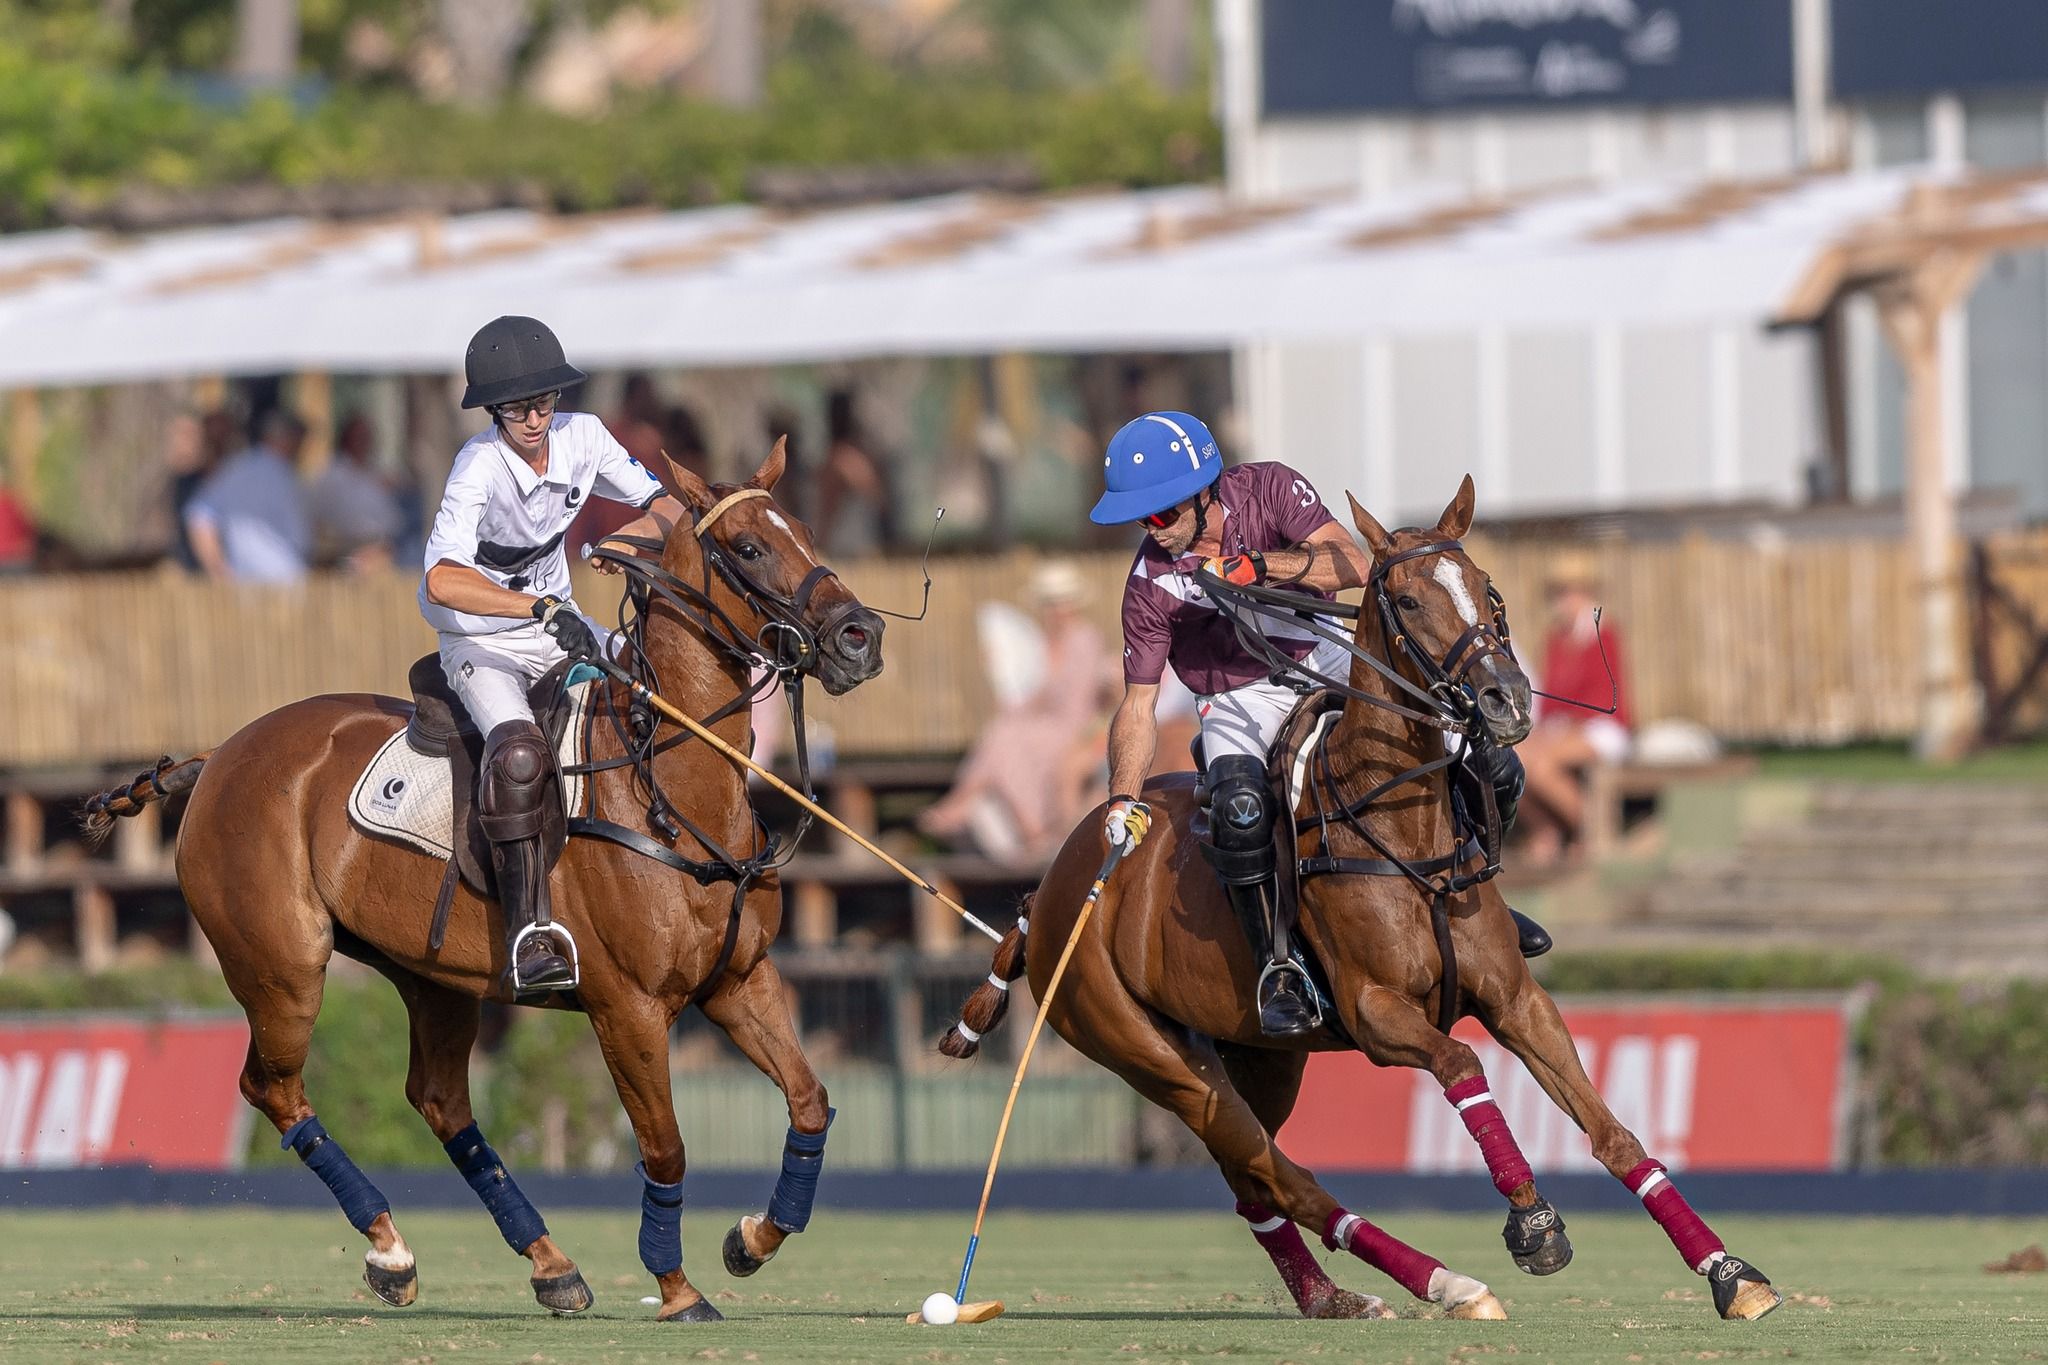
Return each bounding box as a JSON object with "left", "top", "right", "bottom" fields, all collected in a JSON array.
[{"left": 1369, "top": 538, "right": 1517, "bottom": 730}]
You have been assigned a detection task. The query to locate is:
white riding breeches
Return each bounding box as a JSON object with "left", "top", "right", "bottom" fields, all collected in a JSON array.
[
  {"left": 1195, "top": 638, "right": 1351, "bottom": 763},
  {"left": 438, "top": 612, "right": 609, "bottom": 736}
]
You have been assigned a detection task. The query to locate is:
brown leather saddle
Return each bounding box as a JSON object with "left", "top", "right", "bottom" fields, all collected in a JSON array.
[{"left": 404, "top": 654, "right": 581, "bottom": 944}]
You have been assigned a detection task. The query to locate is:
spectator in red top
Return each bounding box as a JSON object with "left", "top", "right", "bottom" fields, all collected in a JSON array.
[
  {"left": 1515, "top": 550, "right": 1632, "bottom": 867},
  {"left": 0, "top": 482, "right": 35, "bottom": 573}
]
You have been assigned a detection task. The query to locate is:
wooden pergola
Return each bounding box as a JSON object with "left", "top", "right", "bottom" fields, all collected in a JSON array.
[{"left": 1776, "top": 169, "right": 2048, "bottom": 761}]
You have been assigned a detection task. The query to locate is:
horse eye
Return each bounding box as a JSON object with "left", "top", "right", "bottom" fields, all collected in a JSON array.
[
  {"left": 734, "top": 538, "right": 764, "bottom": 562},
  {"left": 1398, "top": 594, "right": 1421, "bottom": 611}
]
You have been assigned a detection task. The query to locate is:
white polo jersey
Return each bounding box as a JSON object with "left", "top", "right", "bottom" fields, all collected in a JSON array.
[{"left": 419, "top": 410, "right": 663, "bottom": 636}]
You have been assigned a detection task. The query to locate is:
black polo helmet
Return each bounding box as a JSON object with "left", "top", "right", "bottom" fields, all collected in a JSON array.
[{"left": 460, "top": 315, "right": 588, "bottom": 410}]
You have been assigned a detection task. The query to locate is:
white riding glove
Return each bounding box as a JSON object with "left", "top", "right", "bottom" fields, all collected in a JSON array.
[{"left": 1103, "top": 796, "right": 1154, "bottom": 850}]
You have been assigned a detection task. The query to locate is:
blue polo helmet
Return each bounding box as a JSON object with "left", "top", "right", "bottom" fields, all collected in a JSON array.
[{"left": 1089, "top": 411, "right": 1223, "bottom": 525}]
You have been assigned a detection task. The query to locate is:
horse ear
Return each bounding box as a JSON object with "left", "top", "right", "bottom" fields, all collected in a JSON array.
[
  {"left": 655, "top": 449, "right": 713, "bottom": 510},
  {"left": 1346, "top": 492, "right": 1393, "bottom": 560},
  {"left": 1434, "top": 474, "right": 1476, "bottom": 539},
  {"left": 747, "top": 435, "right": 787, "bottom": 492}
]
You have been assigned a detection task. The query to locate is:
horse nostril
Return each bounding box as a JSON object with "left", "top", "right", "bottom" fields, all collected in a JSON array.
[{"left": 836, "top": 623, "right": 871, "bottom": 657}]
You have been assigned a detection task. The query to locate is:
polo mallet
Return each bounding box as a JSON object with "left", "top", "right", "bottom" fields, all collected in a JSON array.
[
  {"left": 585, "top": 656, "right": 1005, "bottom": 943},
  {"left": 910, "top": 819, "right": 1147, "bottom": 1326}
]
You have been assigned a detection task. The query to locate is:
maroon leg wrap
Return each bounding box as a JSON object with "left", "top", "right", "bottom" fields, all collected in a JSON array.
[
  {"left": 1322, "top": 1206, "right": 1442, "bottom": 1301},
  {"left": 1235, "top": 1201, "right": 1336, "bottom": 1313},
  {"left": 1625, "top": 1159, "right": 1726, "bottom": 1271},
  {"left": 1444, "top": 1075, "right": 1534, "bottom": 1197}
]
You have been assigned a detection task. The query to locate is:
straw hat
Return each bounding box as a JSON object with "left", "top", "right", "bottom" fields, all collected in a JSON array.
[
  {"left": 1544, "top": 549, "right": 1600, "bottom": 592},
  {"left": 1029, "top": 559, "right": 1088, "bottom": 606}
]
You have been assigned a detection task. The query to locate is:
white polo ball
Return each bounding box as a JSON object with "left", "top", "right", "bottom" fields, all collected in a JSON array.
[{"left": 920, "top": 1291, "right": 960, "bottom": 1325}]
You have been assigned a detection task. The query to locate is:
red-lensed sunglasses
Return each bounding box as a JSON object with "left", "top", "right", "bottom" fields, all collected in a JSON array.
[{"left": 1141, "top": 504, "right": 1182, "bottom": 530}]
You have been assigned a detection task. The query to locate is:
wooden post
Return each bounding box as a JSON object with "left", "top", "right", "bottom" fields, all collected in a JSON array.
[
  {"left": 1873, "top": 250, "right": 1988, "bottom": 762},
  {"left": 6, "top": 388, "right": 41, "bottom": 501},
  {"left": 295, "top": 370, "right": 333, "bottom": 477},
  {"left": 77, "top": 883, "right": 116, "bottom": 974}
]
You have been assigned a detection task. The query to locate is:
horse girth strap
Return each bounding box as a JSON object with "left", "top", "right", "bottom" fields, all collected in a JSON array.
[{"left": 1298, "top": 833, "right": 1482, "bottom": 880}]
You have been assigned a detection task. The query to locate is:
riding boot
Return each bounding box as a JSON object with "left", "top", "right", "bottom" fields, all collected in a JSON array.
[
  {"left": 1224, "top": 880, "right": 1318, "bottom": 1038},
  {"left": 479, "top": 720, "right": 576, "bottom": 998},
  {"left": 1508, "top": 906, "right": 1553, "bottom": 958},
  {"left": 1200, "top": 753, "right": 1317, "bottom": 1039}
]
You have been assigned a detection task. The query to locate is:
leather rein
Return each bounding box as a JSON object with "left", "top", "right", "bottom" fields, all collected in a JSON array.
[{"left": 1200, "top": 541, "right": 1521, "bottom": 1033}]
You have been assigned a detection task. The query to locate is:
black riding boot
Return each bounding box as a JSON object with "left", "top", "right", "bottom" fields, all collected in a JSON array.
[
  {"left": 479, "top": 720, "right": 576, "bottom": 998},
  {"left": 1201, "top": 754, "right": 1317, "bottom": 1039},
  {"left": 1225, "top": 880, "right": 1319, "bottom": 1038}
]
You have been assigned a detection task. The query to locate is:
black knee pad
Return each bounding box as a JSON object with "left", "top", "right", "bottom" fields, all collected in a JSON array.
[{"left": 1200, "top": 754, "right": 1274, "bottom": 887}]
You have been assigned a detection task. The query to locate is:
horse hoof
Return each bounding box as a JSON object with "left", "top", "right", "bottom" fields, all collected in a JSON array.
[
  {"left": 363, "top": 1261, "right": 418, "bottom": 1308},
  {"left": 1710, "top": 1256, "right": 1782, "bottom": 1321},
  {"left": 1447, "top": 1291, "right": 1509, "bottom": 1321},
  {"left": 1304, "top": 1287, "right": 1394, "bottom": 1320},
  {"left": 722, "top": 1216, "right": 776, "bottom": 1278},
  {"left": 1504, "top": 1198, "right": 1572, "bottom": 1276},
  {"left": 659, "top": 1298, "right": 726, "bottom": 1323},
  {"left": 532, "top": 1269, "right": 594, "bottom": 1315}
]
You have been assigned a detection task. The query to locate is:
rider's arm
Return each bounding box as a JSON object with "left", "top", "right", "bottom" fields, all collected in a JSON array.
[
  {"left": 1106, "top": 683, "right": 1161, "bottom": 799},
  {"left": 1256, "top": 522, "right": 1370, "bottom": 591},
  {"left": 423, "top": 560, "right": 546, "bottom": 619}
]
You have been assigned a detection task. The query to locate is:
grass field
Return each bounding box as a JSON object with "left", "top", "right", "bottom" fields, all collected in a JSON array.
[{"left": 3, "top": 1208, "right": 2043, "bottom": 1364}]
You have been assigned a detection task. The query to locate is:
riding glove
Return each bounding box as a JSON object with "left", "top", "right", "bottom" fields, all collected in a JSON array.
[
  {"left": 1104, "top": 796, "right": 1154, "bottom": 850},
  {"left": 532, "top": 595, "right": 600, "bottom": 660},
  {"left": 1200, "top": 553, "right": 1265, "bottom": 587}
]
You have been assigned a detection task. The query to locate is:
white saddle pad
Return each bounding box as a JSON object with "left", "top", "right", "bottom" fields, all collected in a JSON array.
[{"left": 347, "top": 681, "right": 595, "bottom": 861}]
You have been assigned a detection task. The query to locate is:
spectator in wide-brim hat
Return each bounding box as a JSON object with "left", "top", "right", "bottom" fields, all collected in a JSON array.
[{"left": 1513, "top": 548, "right": 1634, "bottom": 868}]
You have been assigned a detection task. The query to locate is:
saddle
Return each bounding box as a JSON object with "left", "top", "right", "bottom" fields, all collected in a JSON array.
[{"left": 404, "top": 653, "right": 578, "bottom": 906}]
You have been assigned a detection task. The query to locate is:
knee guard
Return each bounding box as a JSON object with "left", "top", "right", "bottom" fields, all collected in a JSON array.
[
  {"left": 480, "top": 720, "right": 553, "bottom": 843},
  {"left": 1199, "top": 754, "right": 1275, "bottom": 888}
]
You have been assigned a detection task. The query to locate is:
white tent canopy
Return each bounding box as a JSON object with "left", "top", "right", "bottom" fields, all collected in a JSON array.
[{"left": 0, "top": 170, "right": 1954, "bottom": 387}]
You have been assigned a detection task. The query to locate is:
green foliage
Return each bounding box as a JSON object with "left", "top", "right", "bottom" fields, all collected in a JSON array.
[
  {"left": 1866, "top": 978, "right": 2048, "bottom": 1166},
  {"left": 0, "top": 6, "right": 1218, "bottom": 226},
  {"left": 1536, "top": 949, "right": 1916, "bottom": 996}
]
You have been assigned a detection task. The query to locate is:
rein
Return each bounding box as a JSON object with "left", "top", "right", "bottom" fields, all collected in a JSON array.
[{"left": 1199, "top": 546, "right": 1518, "bottom": 1034}]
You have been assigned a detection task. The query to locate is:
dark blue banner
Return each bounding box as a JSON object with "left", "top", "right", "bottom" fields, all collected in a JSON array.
[
  {"left": 1832, "top": 0, "right": 2048, "bottom": 99},
  {"left": 1261, "top": 0, "right": 1795, "bottom": 115}
]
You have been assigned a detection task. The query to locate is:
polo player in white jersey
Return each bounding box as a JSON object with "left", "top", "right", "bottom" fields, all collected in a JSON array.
[
  {"left": 420, "top": 315, "right": 684, "bottom": 997},
  {"left": 1093, "top": 411, "right": 1550, "bottom": 1038}
]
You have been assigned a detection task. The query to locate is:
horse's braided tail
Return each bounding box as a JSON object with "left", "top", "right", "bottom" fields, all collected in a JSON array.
[
  {"left": 938, "top": 892, "right": 1033, "bottom": 1060},
  {"left": 80, "top": 753, "right": 208, "bottom": 848}
]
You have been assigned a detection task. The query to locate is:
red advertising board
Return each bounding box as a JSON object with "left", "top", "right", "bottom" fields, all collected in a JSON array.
[
  {"left": 1281, "top": 997, "right": 1856, "bottom": 1173},
  {"left": 0, "top": 1015, "right": 249, "bottom": 1169}
]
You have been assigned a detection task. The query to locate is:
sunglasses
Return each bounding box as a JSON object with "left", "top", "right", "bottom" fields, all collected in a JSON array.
[
  {"left": 1141, "top": 501, "right": 1187, "bottom": 530},
  {"left": 493, "top": 391, "right": 560, "bottom": 422}
]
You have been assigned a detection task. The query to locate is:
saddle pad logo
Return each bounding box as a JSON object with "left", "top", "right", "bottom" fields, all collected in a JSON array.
[{"left": 346, "top": 681, "right": 593, "bottom": 861}]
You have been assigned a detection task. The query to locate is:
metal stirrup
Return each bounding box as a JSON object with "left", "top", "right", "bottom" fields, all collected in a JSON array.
[
  {"left": 510, "top": 922, "right": 581, "bottom": 992},
  {"left": 1255, "top": 959, "right": 1322, "bottom": 1029}
]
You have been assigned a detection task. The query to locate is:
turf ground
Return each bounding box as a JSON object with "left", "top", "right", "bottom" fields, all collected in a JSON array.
[{"left": 3, "top": 1208, "right": 2042, "bottom": 1364}]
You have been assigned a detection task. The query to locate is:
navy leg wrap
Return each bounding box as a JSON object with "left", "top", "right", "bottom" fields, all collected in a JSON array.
[
  {"left": 443, "top": 1122, "right": 548, "bottom": 1254},
  {"left": 636, "top": 1161, "right": 685, "bottom": 1277},
  {"left": 766, "top": 1108, "right": 835, "bottom": 1234},
  {"left": 281, "top": 1115, "right": 390, "bottom": 1234}
]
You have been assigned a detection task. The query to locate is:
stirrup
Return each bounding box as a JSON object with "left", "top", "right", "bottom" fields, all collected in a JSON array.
[
  {"left": 1256, "top": 959, "right": 1321, "bottom": 1031},
  {"left": 510, "top": 922, "right": 580, "bottom": 993}
]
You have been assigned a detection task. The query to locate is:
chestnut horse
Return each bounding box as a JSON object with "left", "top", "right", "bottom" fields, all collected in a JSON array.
[
  {"left": 83, "top": 441, "right": 881, "bottom": 1323},
  {"left": 943, "top": 477, "right": 1781, "bottom": 1323}
]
